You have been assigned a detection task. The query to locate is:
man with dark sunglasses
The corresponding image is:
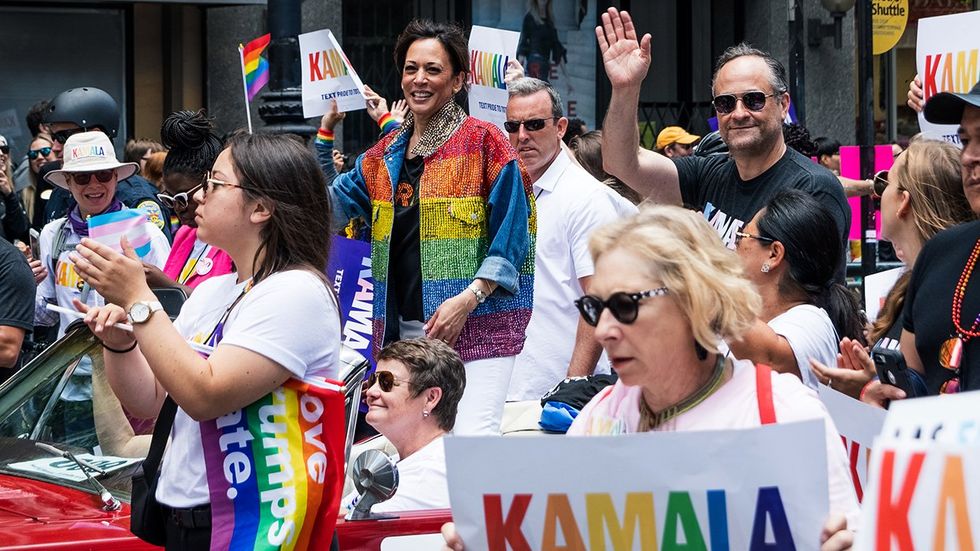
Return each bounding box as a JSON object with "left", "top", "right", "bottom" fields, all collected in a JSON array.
[
  {"left": 596, "top": 9, "right": 849, "bottom": 278},
  {"left": 504, "top": 77, "right": 637, "bottom": 402},
  {"left": 41, "top": 87, "right": 173, "bottom": 242}
]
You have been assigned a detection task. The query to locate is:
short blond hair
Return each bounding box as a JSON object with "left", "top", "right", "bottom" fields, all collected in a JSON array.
[{"left": 589, "top": 204, "right": 761, "bottom": 354}]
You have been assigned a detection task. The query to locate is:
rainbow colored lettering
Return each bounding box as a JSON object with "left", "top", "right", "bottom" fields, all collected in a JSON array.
[
  {"left": 922, "top": 49, "right": 978, "bottom": 101},
  {"left": 308, "top": 49, "right": 350, "bottom": 81},
  {"left": 469, "top": 50, "right": 509, "bottom": 90},
  {"left": 481, "top": 488, "right": 796, "bottom": 550},
  {"left": 201, "top": 378, "right": 346, "bottom": 551}
]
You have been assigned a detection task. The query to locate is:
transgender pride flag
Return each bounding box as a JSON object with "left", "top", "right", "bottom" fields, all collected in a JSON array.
[{"left": 87, "top": 210, "right": 154, "bottom": 258}]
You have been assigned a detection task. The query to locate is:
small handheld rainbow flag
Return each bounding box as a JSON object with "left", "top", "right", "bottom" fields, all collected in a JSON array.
[
  {"left": 87, "top": 210, "right": 153, "bottom": 258},
  {"left": 239, "top": 33, "right": 271, "bottom": 133}
]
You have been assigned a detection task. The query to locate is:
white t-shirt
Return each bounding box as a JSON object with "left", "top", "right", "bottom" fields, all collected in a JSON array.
[
  {"left": 370, "top": 436, "right": 449, "bottom": 513},
  {"left": 156, "top": 270, "right": 340, "bottom": 507},
  {"left": 509, "top": 151, "right": 637, "bottom": 401},
  {"left": 768, "top": 304, "right": 839, "bottom": 389}
]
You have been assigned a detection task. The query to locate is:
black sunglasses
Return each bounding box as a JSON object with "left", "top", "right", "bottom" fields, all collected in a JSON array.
[
  {"left": 157, "top": 182, "right": 204, "bottom": 211},
  {"left": 362, "top": 370, "right": 416, "bottom": 393},
  {"left": 70, "top": 170, "right": 115, "bottom": 186},
  {"left": 0, "top": 145, "right": 8, "bottom": 155},
  {"left": 734, "top": 231, "right": 775, "bottom": 247},
  {"left": 28, "top": 147, "right": 52, "bottom": 159},
  {"left": 503, "top": 117, "right": 557, "bottom": 134},
  {"left": 712, "top": 91, "right": 781, "bottom": 114},
  {"left": 51, "top": 127, "right": 96, "bottom": 145},
  {"left": 872, "top": 170, "right": 889, "bottom": 198},
  {"left": 575, "top": 287, "right": 669, "bottom": 327}
]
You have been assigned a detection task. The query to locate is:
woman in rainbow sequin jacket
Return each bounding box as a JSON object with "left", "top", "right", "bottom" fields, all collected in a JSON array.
[{"left": 328, "top": 19, "right": 535, "bottom": 435}]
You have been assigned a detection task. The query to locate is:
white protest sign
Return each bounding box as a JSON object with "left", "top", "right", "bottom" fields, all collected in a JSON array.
[
  {"left": 299, "top": 29, "right": 367, "bottom": 117},
  {"left": 863, "top": 267, "right": 904, "bottom": 323},
  {"left": 819, "top": 385, "right": 887, "bottom": 502},
  {"left": 468, "top": 26, "right": 520, "bottom": 133},
  {"left": 855, "top": 440, "right": 980, "bottom": 550},
  {"left": 915, "top": 11, "right": 980, "bottom": 146},
  {"left": 879, "top": 389, "right": 980, "bottom": 445},
  {"left": 446, "top": 421, "right": 828, "bottom": 551},
  {"left": 8, "top": 454, "right": 140, "bottom": 482}
]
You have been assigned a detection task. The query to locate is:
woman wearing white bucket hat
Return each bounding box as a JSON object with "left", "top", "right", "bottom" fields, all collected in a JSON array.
[
  {"left": 35, "top": 130, "right": 170, "bottom": 336},
  {"left": 33, "top": 131, "right": 171, "bottom": 446}
]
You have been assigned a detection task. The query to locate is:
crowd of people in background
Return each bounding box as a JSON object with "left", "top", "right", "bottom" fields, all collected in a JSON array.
[{"left": 0, "top": 6, "right": 978, "bottom": 550}]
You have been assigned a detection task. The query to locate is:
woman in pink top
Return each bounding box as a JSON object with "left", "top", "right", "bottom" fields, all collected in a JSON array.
[
  {"left": 567, "top": 205, "right": 860, "bottom": 525},
  {"left": 144, "top": 110, "right": 233, "bottom": 294}
]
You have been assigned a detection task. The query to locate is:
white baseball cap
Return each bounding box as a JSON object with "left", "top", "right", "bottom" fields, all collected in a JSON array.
[{"left": 44, "top": 130, "right": 138, "bottom": 189}]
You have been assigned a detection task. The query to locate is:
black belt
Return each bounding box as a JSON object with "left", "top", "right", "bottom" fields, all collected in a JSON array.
[{"left": 163, "top": 504, "right": 212, "bottom": 529}]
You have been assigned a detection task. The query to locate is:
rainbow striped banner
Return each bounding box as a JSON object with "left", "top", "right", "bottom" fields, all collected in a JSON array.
[
  {"left": 201, "top": 377, "right": 346, "bottom": 550},
  {"left": 241, "top": 34, "right": 271, "bottom": 102},
  {"left": 87, "top": 209, "right": 153, "bottom": 257}
]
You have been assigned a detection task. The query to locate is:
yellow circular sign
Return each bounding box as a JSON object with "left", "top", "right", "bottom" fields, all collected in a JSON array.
[{"left": 872, "top": 0, "right": 909, "bottom": 55}]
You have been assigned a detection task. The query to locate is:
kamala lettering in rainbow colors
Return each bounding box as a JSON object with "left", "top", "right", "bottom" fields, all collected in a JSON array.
[
  {"left": 469, "top": 50, "right": 509, "bottom": 90},
  {"left": 200, "top": 377, "right": 346, "bottom": 551}
]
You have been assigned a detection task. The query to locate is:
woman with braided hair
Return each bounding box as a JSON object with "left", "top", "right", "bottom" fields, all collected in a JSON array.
[{"left": 143, "top": 110, "right": 233, "bottom": 295}]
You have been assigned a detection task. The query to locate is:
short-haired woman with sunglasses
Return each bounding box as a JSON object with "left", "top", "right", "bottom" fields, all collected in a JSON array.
[
  {"left": 70, "top": 132, "right": 340, "bottom": 549},
  {"left": 728, "top": 190, "right": 866, "bottom": 389},
  {"left": 143, "top": 110, "right": 232, "bottom": 296},
  {"left": 812, "top": 138, "right": 975, "bottom": 403},
  {"left": 328, "top": 19, "right": 534, "bottom": 435},
  {"left": 345, "top": 338, "right": 465, "bottom": 513},
  {"left": 568, "top": 204, "right": 858, "bottom": 524}
]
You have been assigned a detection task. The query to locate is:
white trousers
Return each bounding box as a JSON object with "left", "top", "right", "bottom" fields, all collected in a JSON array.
[{"left": 453, "top": 355, "right": 516, "bottom": 435}]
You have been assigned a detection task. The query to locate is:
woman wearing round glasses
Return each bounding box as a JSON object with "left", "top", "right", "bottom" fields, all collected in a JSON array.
[
  {"left": 345, "top": 338, "right": 465, "bottom": 514},
  {"left": 813, "top": 139, "right": 974, "bottom": 403},
  {"left": 726, "top": 190, "right": 866, "bottom": 389},
  {"left": 71, "top": 133, "right": 340, "bottom": 548},
  {"left": 143, "top": 110, "right": 232, "bottom": 295},
  {"left": 328, "top": 19, "right": 534, "bottom": 435},
  {"left": 568, "top": 204, "right": 858, "bottom": 521}
]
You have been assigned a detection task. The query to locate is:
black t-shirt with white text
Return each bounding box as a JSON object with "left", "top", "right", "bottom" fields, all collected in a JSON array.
[{"left": 674, "top": 147, "right": 850, "bottom": 278}]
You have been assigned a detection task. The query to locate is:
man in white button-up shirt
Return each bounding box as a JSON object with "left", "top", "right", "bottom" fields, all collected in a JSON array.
[{"left": 504, "top": 78, "right": 637, "bottom": 401}]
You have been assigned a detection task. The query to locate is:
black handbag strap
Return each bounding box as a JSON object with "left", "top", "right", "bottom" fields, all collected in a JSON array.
[{"left": 141, "top": 396, "right": 177, "bottom": 478}]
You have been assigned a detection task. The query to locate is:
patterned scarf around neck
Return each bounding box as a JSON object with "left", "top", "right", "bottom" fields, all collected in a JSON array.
[
  {"left": 396, "top": 100, "right": 468, "bottom": 158},
  {"left": 68, "top": 199, "right": 124, "bottom": 236}
]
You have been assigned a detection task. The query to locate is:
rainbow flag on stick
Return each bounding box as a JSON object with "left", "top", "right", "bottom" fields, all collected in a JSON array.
[
  {"left": 201, "top": 377, "right": 346, "bottom": 551},
  {"left": 239, "top": 33, "right": 271, "bottom": 133},
  {"left": 87, "top": 210, "right": 153, "bottom": 258}
]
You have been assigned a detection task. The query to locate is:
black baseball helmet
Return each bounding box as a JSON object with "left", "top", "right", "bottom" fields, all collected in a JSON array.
[
  {"left": 44, "top": 87, "right": 120, "bottom": 137},
  {"left": 694, "top": 130, "right": 728, "bottom": 157}
]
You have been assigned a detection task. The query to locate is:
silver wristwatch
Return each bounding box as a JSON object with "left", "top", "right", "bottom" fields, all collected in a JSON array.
[
  {"left": 468, "top": 285, "right": 488, "bottom": 304},
  {"left": 127, "top": 301, "right": 164, "bottom": 324}
]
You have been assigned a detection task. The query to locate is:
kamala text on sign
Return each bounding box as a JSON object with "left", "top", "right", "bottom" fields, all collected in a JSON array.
[
  {"left": 470, "top": 50, "right": 509, "bottom": 90},
  {"left": 309, "top": 49, "right": 350, "bottom": 81}
]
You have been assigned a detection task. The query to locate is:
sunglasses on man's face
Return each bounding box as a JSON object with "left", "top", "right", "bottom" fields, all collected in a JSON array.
[
  {"left": 575, "top": 287, "right": 670, "bottom": 327},
  {"left": 70, "top": 170, "right": 115, "bottom": 186},
  {"left": 28, "top": 147, "right": 52, "bottom": 160},
  {"left": 503, "top": 117, "right": 556, "bottom": 134},
  {"left": 157, "top": 182, "right": 204, "bottom": 211},
  {"left": 712, "top": 91, "right": 780, "bottom": 114},
  {"left": 51, "top": 127, "right": 95, "bottom": 145},
  {"left": 362, "top": 370, "right": 415, "bottom": 393}
]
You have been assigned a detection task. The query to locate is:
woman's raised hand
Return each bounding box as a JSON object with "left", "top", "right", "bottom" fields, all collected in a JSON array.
[{"left": 72, "top": 299, "right": 135, "bottom": 350}]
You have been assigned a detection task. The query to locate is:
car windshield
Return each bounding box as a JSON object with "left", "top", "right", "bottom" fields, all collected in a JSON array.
[{"left": 0, "top": 324, "right": 148, "bottom": 499}]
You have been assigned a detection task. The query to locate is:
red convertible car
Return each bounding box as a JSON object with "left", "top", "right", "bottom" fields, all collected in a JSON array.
[{"left": 0, "top": 325, "right": 450, "bottom": 550}]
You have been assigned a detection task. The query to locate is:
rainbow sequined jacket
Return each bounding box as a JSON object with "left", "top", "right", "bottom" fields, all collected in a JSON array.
[{"left": 328, "top": 111, "right": 535, "bottom": 363}]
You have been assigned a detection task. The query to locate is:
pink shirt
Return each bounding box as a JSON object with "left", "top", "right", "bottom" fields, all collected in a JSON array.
[
  {"left": 162, "top": 225, "right": 234, "bottom": 288},
  {"left": 568, "top": 359, "right": 860, "bottom": 525}
]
